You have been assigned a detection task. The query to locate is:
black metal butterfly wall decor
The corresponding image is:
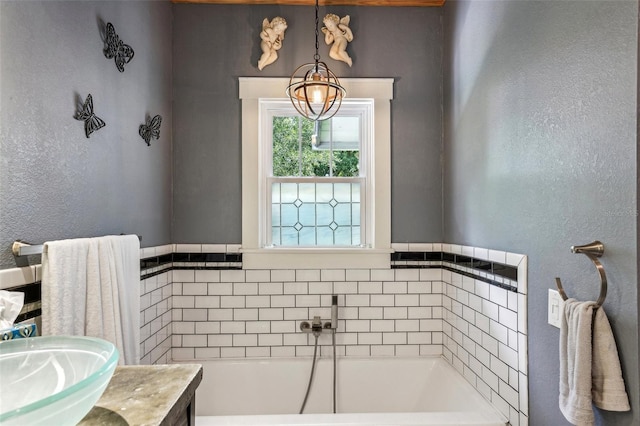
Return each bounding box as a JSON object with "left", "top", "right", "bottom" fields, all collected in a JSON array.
[
  {"left": 75, "top": 94, "right": 106, "bottom": 138},
  {"left": 139, "top": 114, "right": 162, "bottom": 146},
  {"left": 103, "top": 22, "right": 134, "bottom": 72}
]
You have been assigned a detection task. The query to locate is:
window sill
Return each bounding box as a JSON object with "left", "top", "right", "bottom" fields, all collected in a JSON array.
[{"left": 241, "top": 248, "right": 392, "bottom": 270}]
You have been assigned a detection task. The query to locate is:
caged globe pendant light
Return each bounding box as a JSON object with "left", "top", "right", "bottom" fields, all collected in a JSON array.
[{"left": 286, "top": 0, "right": 346, "bottom": 121}]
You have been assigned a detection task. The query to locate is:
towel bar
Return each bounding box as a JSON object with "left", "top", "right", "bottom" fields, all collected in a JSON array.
[
  {"left": 12, "top": 235, "right": 142, "bottom": 257},
  {"left": 555, "top": 240, "right": 607, "bottom": 308}
]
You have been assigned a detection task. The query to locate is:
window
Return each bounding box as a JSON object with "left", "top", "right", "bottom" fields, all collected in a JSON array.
[
  {"left": 240, "top": 78, "right": 393, "bottom": 269},
  {"left": 262, "top": 101, "right": 372, "bottom": 248}
]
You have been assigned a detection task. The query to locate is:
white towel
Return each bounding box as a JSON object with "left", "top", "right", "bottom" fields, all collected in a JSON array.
[
  {"left": 42, "top": 238, "right": 92, "bottom": 337},
  {"left": 591, "top": 307, "right": 629, "bottom": 412},
  {"left": 559, "top": 299, "right": 629, "bottom": 425},
  {"left": 42, "top": 235, "right": 140, "bottom": 365},
  {"left": 104, "top": 235, "right": 140, "bottom": 365}
]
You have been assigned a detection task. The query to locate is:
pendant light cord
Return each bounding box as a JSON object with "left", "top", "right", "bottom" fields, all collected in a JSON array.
[{"left": 314, "top": 0, "right": 320, "bottom": 63}]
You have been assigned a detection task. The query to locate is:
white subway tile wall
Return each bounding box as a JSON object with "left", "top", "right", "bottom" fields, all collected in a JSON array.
[
  {"left": 139, "top": 269, "right": 173, "bottom": 365},
  {"left": 171, "top": 267, "right": 445, "bottom": 360},
  {"left": 439, "top": 244, "right": 528, "bottom": 426},
  {"left": 138, "top": 243, "right": 175, "bottom": 364}
]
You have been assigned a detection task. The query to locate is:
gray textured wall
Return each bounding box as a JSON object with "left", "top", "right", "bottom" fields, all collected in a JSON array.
[
  {"left": 443, "top": 1, "right": 638, "bottom": 424},
  {"left": 0, "top": 0, "right": 173, "bottom": 269},
  {"left": 172, "top": 4, "right": 443, "bottom": 244}
]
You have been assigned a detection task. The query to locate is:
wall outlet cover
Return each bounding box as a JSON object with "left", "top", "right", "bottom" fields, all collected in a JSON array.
[{"left": 548, "top": 288, "right": 564, "bottom": 328}]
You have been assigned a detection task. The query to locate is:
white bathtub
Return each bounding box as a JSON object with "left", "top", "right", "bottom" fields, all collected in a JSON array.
[{"left": 179, "top": 356, "right": 507, "bottom": 426}]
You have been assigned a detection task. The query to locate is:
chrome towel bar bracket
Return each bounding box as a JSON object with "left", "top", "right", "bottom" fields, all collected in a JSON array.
[
  {"left": 11, "top": 241, "right": 44, "bottom": 257},
  {"left": 555, "top": 240, "right": 607, "bottom": 308}
]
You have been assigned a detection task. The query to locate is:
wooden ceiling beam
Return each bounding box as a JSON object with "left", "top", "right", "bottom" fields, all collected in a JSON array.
[{"left": 172, "top": 0, "right": 445, "bottom": 7}]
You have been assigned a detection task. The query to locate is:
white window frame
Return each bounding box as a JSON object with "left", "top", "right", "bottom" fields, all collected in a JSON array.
[
  {"left": 261, "top": 100, "right": 371, "bottom": 248},
  {"left": 239, "top": 77, "right": 393, "bottom": 269}
]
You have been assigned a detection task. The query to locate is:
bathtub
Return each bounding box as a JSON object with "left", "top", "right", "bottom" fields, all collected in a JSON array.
[{"left": 177, "top": 356, "right": 507, "bottom": 426}]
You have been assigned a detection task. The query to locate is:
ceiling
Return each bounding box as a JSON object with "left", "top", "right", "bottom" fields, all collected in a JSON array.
[{"left": 172, "top": 0, "right": 445, "bottom": 7}]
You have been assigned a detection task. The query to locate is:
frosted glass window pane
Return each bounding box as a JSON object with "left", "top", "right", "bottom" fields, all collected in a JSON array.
[
  {"left": 316, "top": 203, "right": 333, "bottom": 224},
  {"left": 272, "top": 183, "right": 280, "bottom": 203},
  {"left": 299, "top": 227, "right": 315, "bottom": 245},
  {"left": 269, "top": 181, "right": 361, "bottom": 247},
  {"left": 334, "top": 204, "right": 352, "bottom": 226},
  {"left": 334, "top": 227, "right": 352, "bottom": 245},
  {"left": 352, "top": 203, "right": 360, "bottom": 226},
  {"left": 299, "top": 183, "right": 315, "bottom": 202},
  {"left": 299, "top": 203, "right": 316, "bottom": 226},
  {"left": 272, "top": 227, "right": 281, "bottom": 246},
  {"left": 352, "top": 227, "right": 360, "bottom": 243},
  {"left": 281, "top": 204, "right": 297, "bottom": 226},
  {"left": 281, "top": 183, "right": 298, "bottom": 202},
  {"left": 351, "top": 183, "right": 360, "bottom": 198},
  {"left": 317, "top": 227, "right": 333, "bottom": 245},
  {"left": 316, "top": 184, "right": 333, "bottom": 202},
  {"left": 272, "top": 204, "right": 281, "bottom": 227},
  {"left": 281, "top": 227, "right": 298, "bottom": 245},
  {"left": 334, "top": 183, "right": 351, "bottom": 202}
]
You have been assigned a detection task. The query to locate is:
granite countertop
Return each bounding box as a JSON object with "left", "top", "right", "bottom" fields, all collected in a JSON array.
[{"left": 79, "top": 364, "right": 203, "bottom": 426}]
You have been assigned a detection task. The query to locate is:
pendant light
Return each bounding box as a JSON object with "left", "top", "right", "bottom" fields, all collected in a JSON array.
[{"left": 286, "top": 0, "right": 346, "bottom": 121}]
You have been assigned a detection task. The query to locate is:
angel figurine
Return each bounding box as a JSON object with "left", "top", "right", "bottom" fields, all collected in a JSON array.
[
  {"left": 257, "top": 16, "right": 288, "bottom": 71},
  {"left": 322, "top": 14, "right": 353, "bottom": 67}
]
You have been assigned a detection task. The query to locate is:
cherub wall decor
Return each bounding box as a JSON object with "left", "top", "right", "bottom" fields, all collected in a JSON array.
[
  {"left": 257, "top": 16, "right": 288, "bottom": 71},
  {"left": 322, "top": 14, "right": 353, "bottom": 67}
]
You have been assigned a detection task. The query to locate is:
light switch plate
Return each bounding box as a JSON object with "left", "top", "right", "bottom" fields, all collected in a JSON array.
[{"left": 548, "top": 289, "right": 564, "bottom": 328}]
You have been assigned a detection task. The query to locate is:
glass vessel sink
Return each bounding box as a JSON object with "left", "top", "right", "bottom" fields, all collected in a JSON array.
[{"left": 0, "top": 335, "right": 118, "bottom": 426}]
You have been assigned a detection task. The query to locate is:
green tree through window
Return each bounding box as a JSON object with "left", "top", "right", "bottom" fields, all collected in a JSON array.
[{"left": 272, "top": 116, "right": 359, "bottom": 177}]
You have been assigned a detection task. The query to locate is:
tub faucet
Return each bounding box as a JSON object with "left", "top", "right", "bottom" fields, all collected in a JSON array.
[
  {"left": 311, "top": 316, "right": 323, "bottom": 337},
  {"left": 300, "top": 318, "right": 323, "bottom": 335}
]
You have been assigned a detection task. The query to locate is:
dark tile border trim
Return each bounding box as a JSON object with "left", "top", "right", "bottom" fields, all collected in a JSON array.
[
  {"left": 10, "top": 250, "right": 516, "bottom": 320},
  {"left": 173, "top": 253, "right": 242, "bottom": 263},
  {"left": 391, "top": 251, "right": 518, "bottom": 292},
  {"left": 441, "top": 266, "right": 516, "bottom": 292},
  {"left": 7, "top": 282, "right": 42, "bottom": 322},
  {"left": 140, "top": 251, "right": 518, "bottom": 292},
  {"left": 16, "top": 307, "right": 41, "bottom": 323},
  {"left": 140, "top": 252, "right": 243, "bottom": 281},
  {"left": 140, "top": 253, "right": 173, "bottom": 270},
  {"left": 9, "top": 282, "right": 41, "bottom": 304}
]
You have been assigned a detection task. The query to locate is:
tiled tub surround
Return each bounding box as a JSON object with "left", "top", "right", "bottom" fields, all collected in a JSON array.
[
  {"left": 129, "top": 244, "right": 175, "bottom": 365},
  {"left": 139, "top": 270, "right": 173, "bottom": 365},
  {"left": 168, "top": 243, "right": 528, "bottom": 426},
  {"left": 0, "top": 242, "right": 527, "bottom": 425}
]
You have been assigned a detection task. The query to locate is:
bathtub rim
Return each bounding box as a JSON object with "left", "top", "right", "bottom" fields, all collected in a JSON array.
[{"left": 196, "top": 411, "right": 508, "bottom": 426}]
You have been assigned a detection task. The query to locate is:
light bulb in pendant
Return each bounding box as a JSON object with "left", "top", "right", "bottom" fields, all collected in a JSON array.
[{"left": 311, "top": 86, "right": 323, "bottom": 104}]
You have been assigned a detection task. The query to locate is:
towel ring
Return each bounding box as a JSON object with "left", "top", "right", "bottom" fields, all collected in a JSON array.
[{"left": 555, "top": 241, "right": 607, "bottom": 308}]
